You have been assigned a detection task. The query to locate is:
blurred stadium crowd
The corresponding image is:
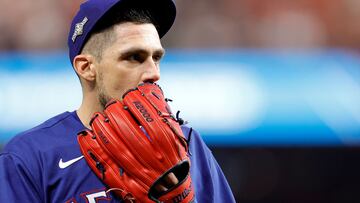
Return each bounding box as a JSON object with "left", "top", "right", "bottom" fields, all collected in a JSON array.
[{"left": 0, "top": 0, "right": 360, "bottom": 50}]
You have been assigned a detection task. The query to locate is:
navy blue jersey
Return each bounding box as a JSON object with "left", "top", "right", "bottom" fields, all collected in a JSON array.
[{"left": 0, "top": 111, "right": 235, "bottom": 202}]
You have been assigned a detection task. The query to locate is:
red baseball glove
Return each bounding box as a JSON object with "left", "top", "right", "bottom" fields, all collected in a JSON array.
[{"left": 77, "top": 83, "right": 194, "bottom": 203}]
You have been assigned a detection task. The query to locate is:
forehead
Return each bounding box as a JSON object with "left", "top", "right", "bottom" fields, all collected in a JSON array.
[{"left": 110, "top": 22, "right": 162, "bottom": 50}]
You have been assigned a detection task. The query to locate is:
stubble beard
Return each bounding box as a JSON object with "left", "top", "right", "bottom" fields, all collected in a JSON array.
[
  {"left": 98, "top": 91, "right": 111, "bottom": 110},
  {"left": 97, "top": 72, "right": 112, "bottom": 109}
]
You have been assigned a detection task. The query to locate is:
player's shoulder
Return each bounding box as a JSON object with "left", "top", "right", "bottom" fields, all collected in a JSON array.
[
  {"left": 180, "top": 124, "right": 212, "bottom": 155},
  {"left": 8, "top": 111, "right": 74, "bottom": 141},
  {"left": 181, "top": 125, "right": 205, "bottom": 143},
  {"left": 2, "top": 111, "right": 82, "bottom": 154},
  {"left": 24, "top": 111, "right": 75, "bottom": 132}
]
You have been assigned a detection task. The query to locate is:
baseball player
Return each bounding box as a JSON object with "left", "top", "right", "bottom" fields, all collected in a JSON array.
[{"left": 0, "top": 0, "right": 236, "bottom": 202}]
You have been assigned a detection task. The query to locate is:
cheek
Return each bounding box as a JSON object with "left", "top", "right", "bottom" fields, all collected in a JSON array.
[{"left": 104, "top": 68, "right": 143, "bottom": 97}]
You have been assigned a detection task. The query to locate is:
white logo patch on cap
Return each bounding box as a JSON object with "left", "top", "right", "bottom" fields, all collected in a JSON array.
[{"left": 72, "top": 17, "right": 89, "bottom": 43}]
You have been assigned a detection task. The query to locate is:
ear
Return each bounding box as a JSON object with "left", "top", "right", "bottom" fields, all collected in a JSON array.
[{"left": 73, "top": 54, "right": 96, "bottom": 81}]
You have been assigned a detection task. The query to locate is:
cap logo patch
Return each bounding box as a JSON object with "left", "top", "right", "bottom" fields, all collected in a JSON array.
[{"left": 72, "top": 17, "right": 89, "bottom": 43}]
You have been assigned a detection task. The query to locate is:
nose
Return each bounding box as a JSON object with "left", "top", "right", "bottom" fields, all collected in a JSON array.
[{"left": 141, "top": 59, "right": 160, "bottom": 83}]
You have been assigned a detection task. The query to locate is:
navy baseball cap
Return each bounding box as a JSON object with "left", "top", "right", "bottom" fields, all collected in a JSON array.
[{"left": 68, "top": 0, "right": 176, "bottom": 66}]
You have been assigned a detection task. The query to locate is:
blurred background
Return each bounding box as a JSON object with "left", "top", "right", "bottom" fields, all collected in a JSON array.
[{"left": 1, "top": 0, "right": 360, "bottom": 202}]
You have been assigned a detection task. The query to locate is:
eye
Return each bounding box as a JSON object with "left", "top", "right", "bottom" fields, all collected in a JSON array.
[
  {"left": 153, "top": 54, "right": 163, "bottom": 63},
  {"left": 127, "top": 53, "right": 145, "bottom": 63}
]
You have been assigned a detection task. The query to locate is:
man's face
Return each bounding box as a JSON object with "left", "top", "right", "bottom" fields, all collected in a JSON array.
[{"left": 94, "top": 22, "right": 164, "bottom": 108}]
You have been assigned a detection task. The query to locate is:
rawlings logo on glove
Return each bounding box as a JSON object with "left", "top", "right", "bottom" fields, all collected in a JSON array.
[{"left": 78, "top": 83, "right": 194, "bottom": 203}]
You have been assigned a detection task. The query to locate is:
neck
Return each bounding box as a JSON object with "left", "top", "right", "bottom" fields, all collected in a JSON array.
[{"left": 77, "top": 93, "right": 103, "bottom": 129}]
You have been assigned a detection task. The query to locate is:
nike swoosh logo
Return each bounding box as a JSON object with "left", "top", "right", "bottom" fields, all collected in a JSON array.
[{"left": 59, "top": 156, "right": 84, "bottom": 169}]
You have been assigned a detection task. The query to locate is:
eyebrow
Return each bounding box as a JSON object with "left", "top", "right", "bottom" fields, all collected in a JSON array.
[{"left": 120, "top": 47, "right": 165, "bottom": 58}]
